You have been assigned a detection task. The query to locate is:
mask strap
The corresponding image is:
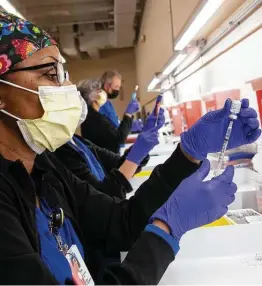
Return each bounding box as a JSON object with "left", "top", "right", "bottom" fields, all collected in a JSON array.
[
  {"left": 0, "top": 109, "right": 21, "bottom": 121},
  {"left": 0, "top": 79, "right": 39, "bottom": 95}
]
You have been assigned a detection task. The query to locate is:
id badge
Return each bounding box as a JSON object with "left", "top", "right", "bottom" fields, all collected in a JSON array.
[{"left": 66, "top": 245, "right": 94, "bottom": 285}]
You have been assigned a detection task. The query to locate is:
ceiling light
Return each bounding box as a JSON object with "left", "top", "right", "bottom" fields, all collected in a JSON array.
[
  {"left": 147, "top": 77, "right": 160, "bottom": 91},
  {"left": 0, "top": 0, "right": 24, "bottom": 19},
  {"left": 161, "top": 77, "right": 176, "bottom": 91},
  {"left": 175, "top": 0, "right": 224, "bottom": 51},
  {"left": 162, "top": 54, "right": 188, "bottom": 76}
]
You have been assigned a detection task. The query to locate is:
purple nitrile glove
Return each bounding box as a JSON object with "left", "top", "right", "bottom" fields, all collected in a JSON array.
[
  {"left": 143, "top": 107, "right": 165, "bottom": 131},
  {"left": 181, "top": 98, "right": 262, "bottom": 160},
  {"left": 125, "top": 99, "right": 139, "bottom": 115},
  {"left": 150, "top": 160, "right": 237, "bottom": 241},
  {"left": 131, "top": 119, "right": 144, "bottom": 132},
  {"left": 126, "top": 127, "right": 159, "bottom": 164}
]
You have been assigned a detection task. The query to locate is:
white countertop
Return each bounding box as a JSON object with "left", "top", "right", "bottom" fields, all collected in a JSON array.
[{"left": 160, "top": 223, "right": 262, "bottom": 284}]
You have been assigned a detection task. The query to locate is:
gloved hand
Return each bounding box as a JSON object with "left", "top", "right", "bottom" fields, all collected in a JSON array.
[
  {"left": 150, "top": 160, "right": 237, "bottom": 241},
  {"left": 125, "top": 99, "right": 139, "bottom": 115},
  {"left": 181, "top": 98, "right": 261, "bottom": 160},
  {"left": 143, "top": 107, "right": 165, "bottom": 131},
  {"left": 126, "top": 127, "right": 159, "bottom": 164},
  {"left": 131, "top": 119, "right": 144, "bottom": 132}
]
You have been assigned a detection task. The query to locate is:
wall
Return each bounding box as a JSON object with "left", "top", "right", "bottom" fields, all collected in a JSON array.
[
  {"left": 135, "top": 0, "right": 202, "bottom": 106},
  {"left": 175, "top": 5, "right": 262, "bottom": 116},
  {"left": 135, "top": 0, "right": 173, "bottom": 106},
  {"left": 67, "top": 47, "right": 137, "bottom": 116}
]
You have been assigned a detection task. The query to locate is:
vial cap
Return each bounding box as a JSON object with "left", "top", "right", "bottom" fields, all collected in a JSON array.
[{"left": 230, "top": 100, "right": 241, "bottom": 115}]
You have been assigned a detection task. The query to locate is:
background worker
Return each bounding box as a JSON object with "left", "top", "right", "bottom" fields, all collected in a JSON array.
[
  {"left": 80, "top": 76, "right": 139, "bottom": 153},
  {"left": 55, "top": 95, "right": 165, "bottom": 198}
]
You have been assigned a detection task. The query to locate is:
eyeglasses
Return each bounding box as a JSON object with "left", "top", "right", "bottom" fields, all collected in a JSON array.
[{"left": 3, "top": 62, "right": 69, "bottom": 85}]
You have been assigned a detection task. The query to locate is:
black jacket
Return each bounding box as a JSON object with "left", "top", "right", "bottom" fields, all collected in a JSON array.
[
  {"left": 81, "top": 106, "right": 133, "bottom": 153},
  {"left": 0, "top": 145, "right": 198, "bottom": 284},
  {"left": 54, "top": 135, "right": 149, "bottom": 199}
]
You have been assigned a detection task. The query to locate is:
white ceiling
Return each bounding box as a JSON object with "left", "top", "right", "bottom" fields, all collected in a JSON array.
[
  {"left": 9, "top": 0, "right": 146, "bottom": 59},
  {"left": 23, "top": 0, "right": 113, "bottom": 28}
]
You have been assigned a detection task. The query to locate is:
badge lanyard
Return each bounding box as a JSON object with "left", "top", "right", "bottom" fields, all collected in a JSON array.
[
  {"left": 38, "top": 198, "right": 68, "bottom": 253},
  {"left": 48, "top": 207, "right": 68, "bottom": 253},
  {"left": 38, "top": 199, "right": 94, "bottom": 285}
]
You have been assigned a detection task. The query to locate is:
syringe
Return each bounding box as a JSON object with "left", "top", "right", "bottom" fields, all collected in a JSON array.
[
  {"left": 154, "top": 94, "right": 163, "bottom": 127},
  {"left": 132, "top": 85, "right": 139, "bottom": 100},
  {"left": 213, "top": 100, "right": 242, "bottom": 177}
]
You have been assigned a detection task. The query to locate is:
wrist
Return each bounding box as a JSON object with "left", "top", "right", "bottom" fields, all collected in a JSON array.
[
  {"left": 180, "top": 144, "right": 201, "bottom": 165},
  {"left": 145, "top": 224, "right": 180, "bottom": 255},
  {"left": 153, "top": 219, "right": 170, "bottom": 234},
  {"left": 150, "top": 214, "right": 182, "bottom": 241},
  {"left": 119, "top": 160, "right": 138, "bottom": 180}
]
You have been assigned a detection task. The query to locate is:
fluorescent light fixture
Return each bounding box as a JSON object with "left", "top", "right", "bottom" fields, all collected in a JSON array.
[
  {"left": 0, "top": 0, "right": 24, "bottom": 18},
  {"left": 162, "top": 53, "right": 187, "bottom": 76},
  {"left": 147, "top": 77, "right": 160, "bottom": 91},
  {"left": 161, "top": 77, "right": 176, "bottom": 91},
  {"left": 175, "top": 0, "right": 224, "bottom": 51}
]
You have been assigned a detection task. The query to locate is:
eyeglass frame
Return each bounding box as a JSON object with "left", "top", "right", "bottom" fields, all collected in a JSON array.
[{"left": 1, "top": 62, "right": 69, "bottom": 85}]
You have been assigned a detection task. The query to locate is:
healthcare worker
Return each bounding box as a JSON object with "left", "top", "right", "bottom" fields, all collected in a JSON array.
[
  {"left": 55, "top": 96, "right": 165, "bottom": 199},
  {"left": 99, "top": 70, "right": 122, "bottom": 126},
  {"left": 80, "top": 77, "right": 139, "bottom": 153},
  {"left": 0, "top": 12, "right": 260, "bottom": 285}
]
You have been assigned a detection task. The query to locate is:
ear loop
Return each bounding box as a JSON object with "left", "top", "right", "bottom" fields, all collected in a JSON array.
[
  {"left": 1, "top": 109, "right": 21, "bottom": 121},
  {"left": 0, "top": 79, "right": 39, "bottom": 95},
  {"left": 0, "top": 79, "right": 39, "bottom": 120}
]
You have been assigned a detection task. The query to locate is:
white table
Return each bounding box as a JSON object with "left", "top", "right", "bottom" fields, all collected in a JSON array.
[
  {"left": 121, "top": 220, "right": 262, "bottom": 284},
  {"left": 160, "top": 223, "right": 262, "bottom": 284},
  {"left": 143, "top": 154, "right": 170, "bottom": 170},
  {"left": 149, "top": 141, "right": 178, "bottom": 156},
  {"left": 120, "top": 136, "right": 180, "bottom": 156}
]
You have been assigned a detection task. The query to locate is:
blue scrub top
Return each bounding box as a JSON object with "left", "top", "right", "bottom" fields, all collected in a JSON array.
[
  {"left": 69, "top": 136, "right": 105, "bottom": 182},
  {"left": 99, "top": 101, "right": 120, "bottom": 128},
  {"left": 36, "top": 200, "right": 84, "bottom": 284}
]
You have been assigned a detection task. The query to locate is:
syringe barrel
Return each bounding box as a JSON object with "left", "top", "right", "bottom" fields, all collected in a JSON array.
[{"left": 214, "top": 100, "right": 241, "bottom": 177}]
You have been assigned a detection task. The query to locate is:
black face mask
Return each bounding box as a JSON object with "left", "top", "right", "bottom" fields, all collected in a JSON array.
[{"left": 107, "top": 89, "right": 119, "bottom": 99}]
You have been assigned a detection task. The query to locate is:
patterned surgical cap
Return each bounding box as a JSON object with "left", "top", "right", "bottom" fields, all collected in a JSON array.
[{"left": 0, "top": 11, "right": 57, "bottom": 76}]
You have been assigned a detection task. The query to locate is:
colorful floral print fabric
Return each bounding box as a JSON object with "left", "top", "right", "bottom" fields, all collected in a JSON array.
[{"left": 0, "top": 11, "right": 57, "bottom": 76}]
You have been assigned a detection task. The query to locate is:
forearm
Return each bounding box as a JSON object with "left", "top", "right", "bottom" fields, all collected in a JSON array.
[
  {"left": 153, "top": 219, "right": 170, "bottom": 234},
  {"left": 99, "top": 169, "right": 133, "bottom": 198},
  {"left": 120, "top": 148, "right": 150, "bottom": 175},
  {"left": 159, "top": 144, "right": 200, "bottom": 188},
  {"left": 119, "top": 145, "right": 200, "bottom": 242},
  {"left": 76, "top": 145, "right": 200, "bottom": 254},
  {"left": 180, "top": 145, "right": 201, "bottom": 165},
  {"left": 103, "top": 231, "right": 174, "bottom": 285},
  {"left": 118, "top": 160, "right": 138, "bottom": 180}
]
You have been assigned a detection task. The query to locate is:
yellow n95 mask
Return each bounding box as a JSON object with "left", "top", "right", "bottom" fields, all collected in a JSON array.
[
  {"left": 97, "top": 90, "right": 107, "bottom": 107},
  {"left": 0, "top": 80, "right": 88, "bottom": 154}
]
